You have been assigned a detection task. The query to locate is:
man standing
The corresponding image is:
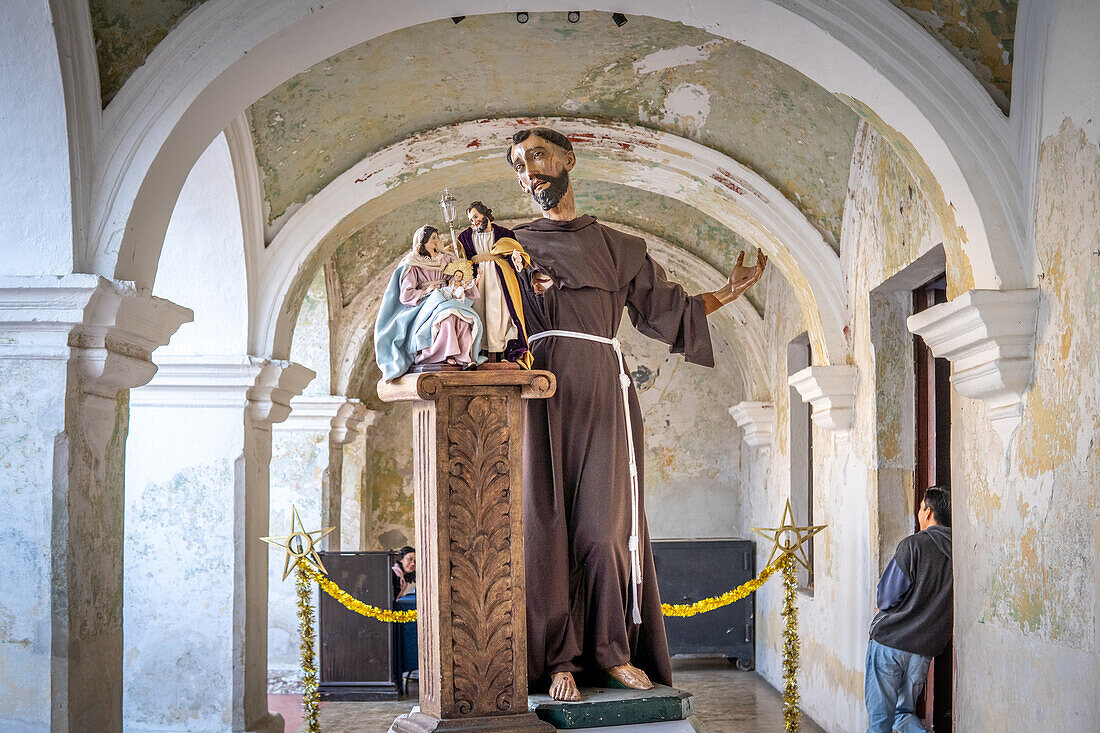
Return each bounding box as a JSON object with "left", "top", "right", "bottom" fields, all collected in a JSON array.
[
  {"left": 506, "top": 127, "right": 767, "bottom": 701},
  {"left": 457, "top": 201, "right": 530, "bottom": 363},
  {"left": 865, "top": 487, "right": 953, "bottom": 733}
]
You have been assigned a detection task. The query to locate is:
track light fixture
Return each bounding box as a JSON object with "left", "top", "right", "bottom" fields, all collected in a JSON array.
[
  {"left": 567, "top": 11, "right": 580, "bottom": 23},
  {"left": 516, "top": 12, "right": 529, "bottom": 23},
  {"left": 612, "top": 12, "right": 627, "bottom": 27}
]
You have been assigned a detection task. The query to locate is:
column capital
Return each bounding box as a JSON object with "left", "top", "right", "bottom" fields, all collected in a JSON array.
[
  {"left": 728, "top": 401, "right": 774, "bottom": 448},
  {"left": 907, "top": 288, "right": 1039, "bottom": 448},
  {"left": 0, "top": 275, "right": 193, "bottom": 396},
  {"left": 131, "top": 355, "right": 266, "bottom": 408},
  {"left": 329, "top": 400, "right": 368, "bottom": 445},
  {"left": 788, "top": 365, "right": 858, "bottom": 432},
  {"left": 247, "top": 359, "right": 315, "bottom": 427}
]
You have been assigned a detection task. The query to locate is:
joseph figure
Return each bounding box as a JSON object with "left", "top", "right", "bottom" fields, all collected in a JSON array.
[{"left": 507, "top": 127, "right": 767, "bottom": 702}]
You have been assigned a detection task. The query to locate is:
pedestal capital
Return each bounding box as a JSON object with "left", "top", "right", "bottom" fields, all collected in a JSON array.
[
  {"left": 788, "top": 365, "right": 858, "bottom": 432},
  {"left": 377, "top": 370, "right": 556, "bottom": 404},
  {"left": 728, "top": 401, "right": 775, "bottom": 448},
  {"left": 906, "top": 288, "right": 1039, "bottom": 448},
  {"left": 246, "top": 359, "right": 315, "bottom": 427}
]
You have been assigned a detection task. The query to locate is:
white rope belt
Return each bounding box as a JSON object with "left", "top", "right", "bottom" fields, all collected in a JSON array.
[{"left": 528, "top": 329, "right": 644, "bottom": 625}]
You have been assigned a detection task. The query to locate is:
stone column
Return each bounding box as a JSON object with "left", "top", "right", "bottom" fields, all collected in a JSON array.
[
  {"left": 324, "top": 400, "right": 367, "bottom": 551},
  {"left": 378, "top": 371, "right": 556, "bottom": 733},
  {"left": 0, "top": 275, "right": 191, "bottom": 733},
  {"left": 124, "top": 356, "right": 312, "bottom": 732}
]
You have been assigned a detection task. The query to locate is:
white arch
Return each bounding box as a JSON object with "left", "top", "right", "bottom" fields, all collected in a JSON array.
[
  {"left": 88, "top": 0, "right": 1028, "bottom": 302},
  {"left": 331, "top": 221, "right": 769, "bottom": 400},
  {"left": 253, "top": 117, "right": 847, "bottom": 366}
]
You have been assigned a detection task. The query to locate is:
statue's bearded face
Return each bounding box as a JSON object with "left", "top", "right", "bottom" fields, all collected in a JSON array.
[
  {"left": 511, "top": 134, "right": 575, "bottom": 212},
  {"left": 468, "top": 209, "right": 490, "bottom": 232}
]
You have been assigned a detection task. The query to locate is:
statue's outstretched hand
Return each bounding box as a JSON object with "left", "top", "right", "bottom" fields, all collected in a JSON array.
[
  {"left": 531, "top": 272, "right": 554, "bottom": 296},
  {"left": 726, "top": 247, "right": 767, "bottom": 300}
]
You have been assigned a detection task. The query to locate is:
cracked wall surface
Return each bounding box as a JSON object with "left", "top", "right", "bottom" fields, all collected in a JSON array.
[{"left": 248, "top": 12, "right": 857, "bottom": 248}]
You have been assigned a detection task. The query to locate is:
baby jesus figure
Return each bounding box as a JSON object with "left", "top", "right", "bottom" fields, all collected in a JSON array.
[{"left": 374, "top": 225, "right": 488, "bottom": 379}]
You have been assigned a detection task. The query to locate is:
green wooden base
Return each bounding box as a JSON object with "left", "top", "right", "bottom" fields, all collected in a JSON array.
[{"left": 528, "top": 685, "right": 695, "bottom": 729}]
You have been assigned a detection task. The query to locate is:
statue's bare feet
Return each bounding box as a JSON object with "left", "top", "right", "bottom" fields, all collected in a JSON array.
[
  {"left": 606, "top": 664, "right": 654, "bottom": 690},
  {"left": 549, "top": 671, "right": 581, "bottom": 702}
]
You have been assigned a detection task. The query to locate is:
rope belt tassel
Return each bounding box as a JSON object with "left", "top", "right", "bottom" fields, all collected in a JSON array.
[{"left": 529, "top": 329, "right": 644, "bottom": 625}]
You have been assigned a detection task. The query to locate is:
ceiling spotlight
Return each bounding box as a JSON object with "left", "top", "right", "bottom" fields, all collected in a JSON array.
[
  {"left": 567, "top": 11, "right": 580, "bottom": 23},
  {"left": 451, "top": 16, "right": 465, "bottom": 24},
  {"left": 516, "top": 12, "right": 529, "bottom": 23},
  {"left": 611, "top": 12, "right": 627, "bottom": 27}
]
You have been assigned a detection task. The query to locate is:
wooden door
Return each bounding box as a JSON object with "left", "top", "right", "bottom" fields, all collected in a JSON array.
[{"left": 912, "top": 276, "right": 953, "bottom": 731}]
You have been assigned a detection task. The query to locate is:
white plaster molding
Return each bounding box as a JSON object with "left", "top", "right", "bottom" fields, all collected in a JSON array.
[
  {"left": 906, "top": 288, "right": 1039, "bottom": 447},
  {"left": 260, "top": 117, "right": 846, "bottom": 368},
  {"left": 276, "top": 394, "right": 347, "bottom": 432},
  {"left": 91, "top": 0, "right": 1024, "bottom": 312},
  {"left": 0, "top": 275, "right": 193, "bottom": 396},
  {"left": 224, "top": 114, "right": 265, "bottom": 321},
  {"left": 71, "top": 278, "right": 194, "bottom": 398},
  {"left": 246, "top": 359, "right": 314, "bottom": 427},
  {"left": 131, "top": 355, "right": 265, "bottom": 408},
  {"left": 329, "top": 400, "right": 367, "bottom": 445},
  {"left": 729, "top": 402, "right": 775, "bottom": 448},
  {"left": 788, "top": 365, "right": 858, "bottom": 432}
]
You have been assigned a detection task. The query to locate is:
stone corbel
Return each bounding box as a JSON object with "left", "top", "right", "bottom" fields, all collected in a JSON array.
[
  {"left": 131, "top": 356, "right": 270, "bottom": 408},
  {"left": 246, "top": 360, "right": 316, "bottom": 427},
  {"left": 276, "top": 394, "right": 348, "bottom": 432},
  {"left": 728, "top": 401, "right": 775, "bottom": 448},
  {"left": 70, "top": 278, "right": 193, "bottom": 399},
  {"left": 788, "top": 365, "right": 858, "bottom": 432},
  {"left": 329, "top": 400, "right": 368, "bottom": 445},
  {"left": 907, "top": 288, "right": 1039, "bottom": 448}
]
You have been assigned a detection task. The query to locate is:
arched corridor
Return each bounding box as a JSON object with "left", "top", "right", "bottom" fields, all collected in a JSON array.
[{"left": 1, "top": 3, "right": 1098, "bottom": 732}]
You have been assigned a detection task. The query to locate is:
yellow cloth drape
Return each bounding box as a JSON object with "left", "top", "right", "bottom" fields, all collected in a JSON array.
[{"left": 471, "top": 236, "right": 534, "bottom": 370}]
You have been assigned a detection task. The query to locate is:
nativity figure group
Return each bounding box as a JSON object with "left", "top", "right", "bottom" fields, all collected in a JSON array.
[{"left": 373, "top": 127, "right": 767, "bottom": 702}]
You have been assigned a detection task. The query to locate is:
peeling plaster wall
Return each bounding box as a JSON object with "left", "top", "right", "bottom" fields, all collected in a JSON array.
[
  {"left": 249, "top": 12, "right": 856, "bottom": 247},
  {"left": 741, "top": 122, "right": 951, "bottom": 732},
  {"left": 890, "top": 0, "right": 1017, "bottom": 113},
  {"left": 289, "top": 270, "right": 331, "bottom": 396},
  {"left": 950, "top": 118, "right": 1099, "bottom": 731},
  {"left": 90, "top": 0, "right": 208, "bottom": 105},
  {"left": 267, "top": 429, "right": 326, "bottom": 676},
  {"left": 341, "top": 433, "right": 365, "bottom": 551}
]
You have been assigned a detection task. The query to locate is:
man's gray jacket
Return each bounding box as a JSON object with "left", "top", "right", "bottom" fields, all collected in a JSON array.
[{"left": 869, "top": 525, "right": 952, "bottom": 657}]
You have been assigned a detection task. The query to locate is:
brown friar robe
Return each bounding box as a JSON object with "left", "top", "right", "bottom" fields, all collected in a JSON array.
[{"left": 512, "top": 215, "right": 714, "bottom": 687}]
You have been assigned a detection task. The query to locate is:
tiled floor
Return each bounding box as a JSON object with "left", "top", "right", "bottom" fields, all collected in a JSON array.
[{"left": 271, "top": 659, "right": 827, "bottom": 732}]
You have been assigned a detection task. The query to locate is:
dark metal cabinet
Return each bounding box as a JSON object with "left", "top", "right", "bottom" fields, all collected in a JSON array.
[
  {"left": 317, "top": 551, "right": 401, "bottom": 700},
  {"left": 651, "top": 538, "right": 756, "bottom": 669}
]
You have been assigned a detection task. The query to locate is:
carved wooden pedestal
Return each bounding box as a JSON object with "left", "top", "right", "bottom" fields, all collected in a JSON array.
[{"left": 378, "top": 371, "right": 557, "bottom": 733}]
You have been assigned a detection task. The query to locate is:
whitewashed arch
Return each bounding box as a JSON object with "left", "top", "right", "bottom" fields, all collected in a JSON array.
[
  {"left": 87, "top": 0, "right": 1030, "bottom": 308},
  {"left": 332, "top": 221, "right": 769, "bottom": 400},
  {"left": 254, "top": 117, "right": 847, "bottom": 366}
]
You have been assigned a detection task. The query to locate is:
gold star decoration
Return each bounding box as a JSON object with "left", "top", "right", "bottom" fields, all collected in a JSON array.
[
  {"left": 751, "top": 499, "right": 827, "bottom": 572},
  {"left": 260, "top": 505, "right": 335, "bottom": 581}
]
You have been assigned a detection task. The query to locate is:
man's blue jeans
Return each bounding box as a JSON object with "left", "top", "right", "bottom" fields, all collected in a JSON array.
[{"left": 865, "top": 639, "right": 931, "bottom": 733}]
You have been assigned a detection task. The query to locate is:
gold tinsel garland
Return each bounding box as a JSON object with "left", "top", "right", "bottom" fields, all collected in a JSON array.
[
  {"left": 296, "top": 560, "right": 321, "bottom": 733},
  {"left": 661, "top": 559, "right": 780, "bottom": 617},
  {"left": 299, "top": 560, "right": 418, "bottom": 623},
  {"left": 780, "top": 555, "right": 802, "bottom": 732}
]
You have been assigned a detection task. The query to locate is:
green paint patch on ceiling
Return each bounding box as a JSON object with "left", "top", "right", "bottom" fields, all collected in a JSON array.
[
  {"left": 891, "top": 0, "right": 1017, "bottom": 114},
  {"left": 330, "top": 177, "right": 765, "bottom": 315},
  {"left": 90, "top": 0, "right": 208, "bottom": 106},
  {"left": 249, "top": 12, "right": 857, "bottom": 247}
]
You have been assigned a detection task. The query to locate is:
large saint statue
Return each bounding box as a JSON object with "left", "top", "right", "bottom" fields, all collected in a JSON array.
[{"left": 507, "top": 128, "right": 767, "bottom": 702}]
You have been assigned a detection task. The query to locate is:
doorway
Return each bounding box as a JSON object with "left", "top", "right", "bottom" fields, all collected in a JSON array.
[{"left": 912, "top": 274, "right": 952, "bottom": 731}]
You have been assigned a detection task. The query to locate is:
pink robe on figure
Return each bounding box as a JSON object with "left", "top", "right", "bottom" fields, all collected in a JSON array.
[{"left": 399, "top": 253, "right": 480, "bottom": 365}]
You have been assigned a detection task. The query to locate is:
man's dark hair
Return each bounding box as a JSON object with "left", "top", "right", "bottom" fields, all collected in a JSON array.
[
  {"left": 416, "top": 226, "right": 438, "bottom": 257},
  {"left": 466, "top": 201, "right": 493, "bottom": 221},
  {"left": 506, "top": 127, "right": 574, "bottom": 167},
  {"left": 922, "top": 487, "right": 951, "bottom": 527}
]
